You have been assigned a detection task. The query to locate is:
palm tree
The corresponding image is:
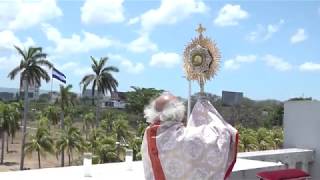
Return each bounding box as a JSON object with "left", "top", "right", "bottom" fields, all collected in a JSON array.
[
  {"left": 96, "top": 136, "right": 118, "bottom": 163},
  {"left": 83, "top": 112, "right": 94, "bottom": 140},
  {"left": 44, "top": 105, "right": 60, "bottom": 126},
  {"left": 0, "top": 102, "right": 5, "bottom": 164},
  {"left": 129, "top": 136, "right": 142, "bottom": 161},
  {"left": 80, "top": 56, "right": 119, "bottom": 127},
  {"left": 100, "top": 111, "right": 116, "bottom": 134},
  {"left": 8, "top": 46, "right": 52, "bottom": 170},
  {"left": 87, "top": 128, "right": 103, "bottom": 155},
  {"left": 113, "top": 115, "right": 130, "bottom": 159},
  {"left": 56, "top": 126, "right": 83, "bottom": 166},
  {"left": 113, "top": 115, "right": 130, "bottom": 143},
  {"left": 0, "top": 103, "right": 21, "bottom": 164},
  {"left": 55, "top": 84, "right": 76, "bottom": 167},
  {"left": 25, "top": 126, "right": 54, "bottom": 168},
  {"left": 3, "top": 103, "right": 20, "bottom": 153},
  {"left": 9, "top": 102, "right": 22, "bottom": 144}
]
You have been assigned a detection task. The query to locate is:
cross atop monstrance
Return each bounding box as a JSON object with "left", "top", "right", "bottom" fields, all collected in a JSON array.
[
  {"left": 183, "top": 24, "right": 221, "bottom": 93},
  {"left": 196, "top": 24, "right": 206, "bottom": 37}
]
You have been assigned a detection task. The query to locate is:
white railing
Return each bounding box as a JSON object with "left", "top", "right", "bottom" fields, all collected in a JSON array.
[
  {"left": 0, "top": 148, "right": 315, "bottom": 180},
  {"left": 238, "top": 148, "right": 315, "bottom": 173}
]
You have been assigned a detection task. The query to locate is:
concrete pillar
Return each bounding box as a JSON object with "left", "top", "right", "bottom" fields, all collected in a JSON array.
[{"left": 284, "top": 101, "right": 319, "bottom": 179}]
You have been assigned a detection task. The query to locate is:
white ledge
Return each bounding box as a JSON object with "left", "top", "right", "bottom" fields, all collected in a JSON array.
[
  {"left": 0, "top": 148, "right": 314, "bottom": 180},
  {"left": 238, "top": 148, "right": 314, "bottom": 158},
  {"left": 0, "top": 158, "right": 283, "bottom": 180}
]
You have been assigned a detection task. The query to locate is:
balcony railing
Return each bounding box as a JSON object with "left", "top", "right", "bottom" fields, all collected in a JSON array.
[
  {"left": 238, "top": 148, "right": 315, "bottom": 172},
  {"left": 0, "top": 148, "right": 315, "bottom": 180}
]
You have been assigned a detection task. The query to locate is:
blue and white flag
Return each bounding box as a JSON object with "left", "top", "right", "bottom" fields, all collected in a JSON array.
[{"left": 52, "top": 67, "right": 66, "bottom": 84}]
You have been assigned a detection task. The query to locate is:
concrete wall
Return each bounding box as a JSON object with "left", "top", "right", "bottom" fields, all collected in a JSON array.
[{"left": 284, "top": 101, "right": 319, "bottom": 179}]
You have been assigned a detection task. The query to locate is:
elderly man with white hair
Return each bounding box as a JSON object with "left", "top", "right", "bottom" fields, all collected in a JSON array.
[{"left": 141, "top": 92, "right": 238, "bottom": 180}]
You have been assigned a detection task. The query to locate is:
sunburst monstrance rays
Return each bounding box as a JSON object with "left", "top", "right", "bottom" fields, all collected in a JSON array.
[{"left": 183, "top": 24, "right": 221, "bottom": 93}]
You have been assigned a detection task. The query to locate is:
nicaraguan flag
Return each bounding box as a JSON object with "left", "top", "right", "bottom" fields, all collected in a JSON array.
[{"left": 52, "top": 67, "right": 66, "bottom": 84}]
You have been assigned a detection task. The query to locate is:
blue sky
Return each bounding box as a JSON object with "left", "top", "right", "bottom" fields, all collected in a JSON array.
[{"left": 0, "top": 0, "right": 320, "bottom": 101}]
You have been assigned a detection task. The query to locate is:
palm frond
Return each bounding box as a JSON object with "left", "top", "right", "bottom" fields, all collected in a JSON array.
[
  {"left": 102, "top": 66, "right": 119, "bottom": 73},
  {"left": 36, "top": 59, "right": 53, "bottom": 69},
  {"left": 14, "top": 46, "right": 27, "bottom": 60},
  {"left": 80, "top": 74, "right": 95, "bottom": 88},
  {"left": 7, "top": 66, "right": 22, "bottom": 80}
]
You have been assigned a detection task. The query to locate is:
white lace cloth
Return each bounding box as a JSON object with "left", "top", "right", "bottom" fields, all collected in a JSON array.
[{"left": 142, "top": 99, "right": 238, "bottom": 180}]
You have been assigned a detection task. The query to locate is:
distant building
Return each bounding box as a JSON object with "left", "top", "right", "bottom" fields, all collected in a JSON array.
[
  {"left": 103, "top": 91, "right": 127, "bottom": 109},
  {"left": 0, "top": 92, "right": 15, "bottom": 101},
  {"left": 222, "top": 90, "right": 243, "bottom": 106},
  {"left": 82, "top": 89, "right": 127, "bottom": 109},
  {"left": 221, "top": 90, "right": 243, "bottom": 126}
]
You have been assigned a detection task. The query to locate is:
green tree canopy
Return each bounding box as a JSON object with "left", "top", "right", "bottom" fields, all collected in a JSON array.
[{"left": 125, "top": 86, "right": 163, "bottom": 115}]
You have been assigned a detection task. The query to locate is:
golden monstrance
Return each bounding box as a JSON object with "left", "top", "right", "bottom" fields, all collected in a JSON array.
[{"left": 183, "top": 24, "right": 221, "bottom": 93}]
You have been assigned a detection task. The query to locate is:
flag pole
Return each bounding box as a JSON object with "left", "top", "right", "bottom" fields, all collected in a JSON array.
[{"left": 51, "top": 68, "right": 53, "bottom": 102}]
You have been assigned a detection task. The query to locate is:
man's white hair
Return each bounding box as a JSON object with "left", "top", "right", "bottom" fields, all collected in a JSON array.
[{"left": 144, "top": 93, "right": 186, "bottom": 124}]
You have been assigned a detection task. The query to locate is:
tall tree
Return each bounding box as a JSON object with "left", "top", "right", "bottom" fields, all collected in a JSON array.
[
  {"left": 83, "top": 112, "right": 94, "bottom": 140},
  {"left": 24, "top": 124, "right": 54, "bottom": 168},
  {"left": 129, "top": 136, "right": 142, "bottom": 161},
  {"left": 44, "top": 105, "right": 60, "bottom": 126},
  {"left": 113, "top": 115, "right": 130, "bottom": 159},
  {"left": 9, "top": 102, "right": 22, "bottom": 144},
  {"left": 56, "top": 126, "right": 83, "bottom": 166},
  {"left": 0, "top": 102, "right": 5, "bottom": 164},
  {"left": 3, "top": 103, "right": 20, "bottom": 153},
  {"left": 80, "top": 56, "right": 119, "bottom": 127},
  {"left": 55, "top": 84, "right": 76, "bottom": 167},
  {"left": 100, "top": 111, "right": 116, "bottom": 134},
  {"left": 8, "top": 46, "right": 52, "bottom": 170}
]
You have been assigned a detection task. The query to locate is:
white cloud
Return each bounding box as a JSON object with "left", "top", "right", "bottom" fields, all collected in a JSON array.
[
  {"left": 214, "top": 4, "right": 248, "bottom": 27},
  {"left": 0, "top": 30, "right": 35, "bottom": 51},
  {"left": 299, "top": 62, "right": 320, "bottom": 72},
  {"left": 121, "top": 60, "right": 144, "bottom": 74},
  {"left": 247, "top": 19, "right": 284, "bottom": 42},
  {"left": 130, "top": 0, "right": 208, "bottom": 32},
  {"left": 81, "top": 0, "right": 125, "bottom": 24},
  {"left": 150, "top": 52, "right": 181, "bottom": 68},
  {"left": 127, "top": 17, "right": 140, "bottom": 25},
  {"left": 109, "top": 54, "right": 145, "bottom": 74},
  {"left": 127, "top": 34, "right": 158, "bottom": 53},
  {"left": 0, "top": 54, "right": 20, "bottom": 70},
  {"left": 224, "top": 55, "right": 256, "bottom": 70},
  {"left": 224, "top": 60, "right": 240, "bottom": 70},
  {"left": 42, "top": 24, "right": 113, "bottom": 54},
  {"left": 290, "top": 28, "right": 307, "bottom": 44},
  {"left": 263, "top": 54, "right": 292, "bottom": 71},
  {"left": 0, "top": 0, "right": 62, "bottom": 30},
  {"left": 56, "top": 62, "right": 91, "bottom": 76}
]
